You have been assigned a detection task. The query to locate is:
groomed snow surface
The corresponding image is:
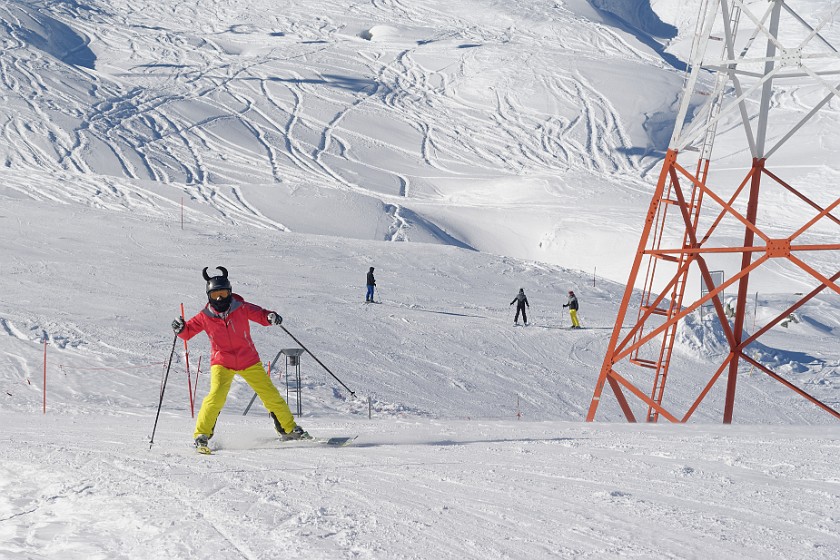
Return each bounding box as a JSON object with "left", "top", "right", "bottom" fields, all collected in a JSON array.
[
  {"left": 3, "top": 414, "right": 838, "bottom": 559},
  {"left": 1, "top": 0, "right": 839, "bottom": 558}
]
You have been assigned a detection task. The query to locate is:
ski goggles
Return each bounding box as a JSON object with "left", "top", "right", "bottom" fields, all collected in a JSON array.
[{"left": 208, "top": 289, "right": 231, "bottom": 300}]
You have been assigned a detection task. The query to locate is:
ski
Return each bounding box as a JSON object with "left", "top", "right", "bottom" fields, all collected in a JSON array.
[
  {"left": 281, "top": 435, "right": 357, "bottom": 447},
  {"left": 319, "top": 436, "right": 357, "bottom": 446},
  {"left": 194, "top": 436, "right": 356, "bottom": 455}
]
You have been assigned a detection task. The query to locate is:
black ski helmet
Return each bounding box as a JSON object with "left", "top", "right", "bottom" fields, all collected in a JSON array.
[{"left": 203, "top": 266, "right": 231, "bottom": 294}]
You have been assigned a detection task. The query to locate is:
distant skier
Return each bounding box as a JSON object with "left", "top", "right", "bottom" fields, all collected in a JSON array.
[
  {"left": 510, "top": 288, "right": 530, "bottom": 325},
  {"left": 563, "top": 290, "right": 582, "bottom": 329},
  {"left": 365, "top": 266, "right": 376, "bottom": 303},
  {"left": 171, "top": 266, "right": 309, "bottom": 453}
]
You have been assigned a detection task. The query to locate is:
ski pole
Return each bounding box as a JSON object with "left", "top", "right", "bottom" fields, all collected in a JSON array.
[
  {"left": 280, "top": 325, "right": 356, "bottom": 398},
  {"left": 149, "top": 335, "right": 179, "bottom": 450}
]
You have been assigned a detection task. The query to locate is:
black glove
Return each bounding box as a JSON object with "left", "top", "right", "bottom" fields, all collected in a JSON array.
[
  {"left": 267, "top": 312, "right": 282, "bottom": 325},
  {"left": 172, "top": 317, "right": 185, "bottom": 334},
  {"left": 562, "top": 304, "right": 568, "bottom": 308}
]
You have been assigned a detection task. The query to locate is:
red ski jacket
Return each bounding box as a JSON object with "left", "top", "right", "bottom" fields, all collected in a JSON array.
[{"left": 178, "top": 294, "right": 274, "bottom": 370}]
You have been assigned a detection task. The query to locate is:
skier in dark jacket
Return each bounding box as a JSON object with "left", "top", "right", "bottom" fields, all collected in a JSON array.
[
  {"left": 171, "top": 266, "right": 309, "bottom": 452},
  {"left": 510, "top": 288, "right": 529, "bottom": 325},
  {"left": 365, "top": 267, "right": 376, "bottom": 302},
  {"left": 563, "top": 290, "right": 581, "bottom": 328}
]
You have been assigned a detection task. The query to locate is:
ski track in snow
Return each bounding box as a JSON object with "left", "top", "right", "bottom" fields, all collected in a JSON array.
[{"left": 0, "top": 0, "right": 656, "bottom": 238}]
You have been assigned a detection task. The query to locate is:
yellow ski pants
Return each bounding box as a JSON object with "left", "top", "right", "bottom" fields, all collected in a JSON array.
[
  {"left": 194, "top": 362, "right": 296, "bottom": 439},
  {"left": 570, "top": 309, "right": 581, "bottom": 328}
]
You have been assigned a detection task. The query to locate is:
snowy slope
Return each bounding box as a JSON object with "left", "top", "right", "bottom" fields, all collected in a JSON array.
[
  {"left": 2, "top": 414, "right": 838, "bottom": 560},
  {"left": 2, "top": 187, "right": 837, "bottom": 424},
  {"left": 2, "top": 172, "right": 838, "bottom": 558},
  {"left": 0, "top": 0, "right": 688, "bottom": 281},
  {"left": 1, "top": 1, "right": 839, "bottom": 559}
]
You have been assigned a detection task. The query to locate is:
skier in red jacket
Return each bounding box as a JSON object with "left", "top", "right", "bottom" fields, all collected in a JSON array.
[{"left": 172, "top": 266, "right": 309, "bottom": 451}]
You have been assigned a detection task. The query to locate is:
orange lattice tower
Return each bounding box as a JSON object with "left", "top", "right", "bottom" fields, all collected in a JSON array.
[{"left": 587, "top": 0, "right": 840, "bottom": 423}]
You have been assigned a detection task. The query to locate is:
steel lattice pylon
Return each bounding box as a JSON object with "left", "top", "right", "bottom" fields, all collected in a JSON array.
[{"left": 587, "top": 0, "right": 840, "bottom": 423}]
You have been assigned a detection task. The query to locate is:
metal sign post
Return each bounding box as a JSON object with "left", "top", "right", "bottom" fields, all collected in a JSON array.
[{"left": 280, "top": 348, "right": 305, "bottom": 416}]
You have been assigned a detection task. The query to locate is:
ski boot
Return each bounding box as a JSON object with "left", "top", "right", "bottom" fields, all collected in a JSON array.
[
  {"left": 194, "top": 435, "right": 211, "bottom": 454},
  {"left": 285, "top": 426, "right": 312, "bottom": 441},
  {"left": 272, "top": 413, "right": 311, "bottom": 441}
]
